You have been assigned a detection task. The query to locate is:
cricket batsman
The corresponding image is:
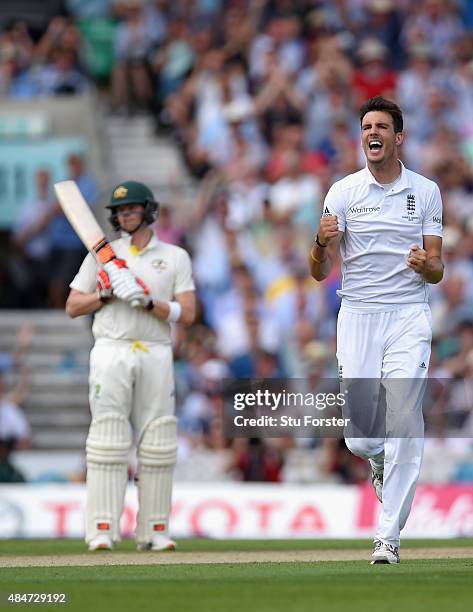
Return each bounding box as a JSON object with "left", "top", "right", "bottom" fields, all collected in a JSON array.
[
  {"left": 66, "top": 181, "right": 196, "bottom": 551},
  {"left": 309, "top": 97, "right": 444, "bottom": 564}
]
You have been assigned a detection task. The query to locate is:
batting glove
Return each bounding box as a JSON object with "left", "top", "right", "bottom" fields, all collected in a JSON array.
[
  {"left": 97, "top": 269, "right": 113, "bottom": 300},
  {"left": 103, "top": 258, "right": 146, "bottom": 307},
  {"left": 111, "top": 275, "right": 147, "bottom": 305},
  {"left": 135, "top": 277, "right": 154, "bottom": 309}
]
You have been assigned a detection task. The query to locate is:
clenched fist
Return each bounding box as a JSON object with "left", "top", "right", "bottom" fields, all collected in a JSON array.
[
  {"left": 318, "top": 214, "right": 339, "bottom": 245},
  {"left": 407, "top": 244, "right": 427, "bottom": 273}
]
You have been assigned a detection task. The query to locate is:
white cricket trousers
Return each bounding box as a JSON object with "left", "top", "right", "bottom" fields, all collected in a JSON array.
[
  {"left": 337, "top": 303, "right": 432, "bottom": 548},
  {"left": 89, "top": 338, "right": 175, "bottom": 440}
]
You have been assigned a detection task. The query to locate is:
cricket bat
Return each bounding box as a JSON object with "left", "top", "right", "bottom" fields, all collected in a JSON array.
[
  {"left": 53, "top": 180, "right": 115, "bottom": 265},
  {"left": 54, "top": 180, "right": 142, "bottom": 307}
]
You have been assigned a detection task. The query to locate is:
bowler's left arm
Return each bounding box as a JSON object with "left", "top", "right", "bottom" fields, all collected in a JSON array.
[
  {"left": 406, "top": 236, "right": 444, "bottom": 284},
  {"left": 407, "top": 184, "right": 444, "bottom": 284}
]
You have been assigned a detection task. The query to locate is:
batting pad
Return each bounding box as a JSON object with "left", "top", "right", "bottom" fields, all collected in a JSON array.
[
  {"left": 135, "top": 415, "right": 178, "bottom": 545},
  {"left": 85, "top": 412, "right": 132, "bottom": 543}
]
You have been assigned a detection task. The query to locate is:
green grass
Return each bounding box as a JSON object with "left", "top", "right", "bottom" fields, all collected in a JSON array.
[
  {"left": 1, "top": 537, "right": 473, "bottom": 555},
  {"left": 1, "top": 540, "right": 472, "bottom": 612}
]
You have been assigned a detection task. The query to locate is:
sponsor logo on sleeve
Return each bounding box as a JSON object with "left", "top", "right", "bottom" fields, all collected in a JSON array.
[{"left": 433, "top": 216, "right": 442, "bottom": 224}]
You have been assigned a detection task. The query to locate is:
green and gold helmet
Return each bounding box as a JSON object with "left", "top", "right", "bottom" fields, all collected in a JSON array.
[{"left": 106, "top": 180, "right": 159, "bottom": 230}]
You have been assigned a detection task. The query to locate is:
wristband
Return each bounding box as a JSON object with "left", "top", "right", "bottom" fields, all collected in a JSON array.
[
  {"left": 145, "top": 300, "right": 154, "bottom": 311},
  {"left": 166, "top": 301, "right": 182, "bottom": 323},
  {"left": 98, "top": 290, "right": 110, "bottom": 304},
  {"left": 315, "top": 234, "right": 327, "bottom": 248}
]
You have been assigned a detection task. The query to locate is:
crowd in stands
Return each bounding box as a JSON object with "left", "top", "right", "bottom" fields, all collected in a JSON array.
[
  {"left": 3, "top": 154, "right": 98, "bottom": 309},
  {"left": 1, "top": 0, "right": 473, "bottom": 483},
  {"left": 0, "top": 326, "right": 33, "bottom": 482}
]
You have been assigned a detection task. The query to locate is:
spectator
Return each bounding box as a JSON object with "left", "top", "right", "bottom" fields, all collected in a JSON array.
[
  {"left": 0, "top": 367, "right": 32, "bottom": 483},
  {"left": 229, "top": 437, "right": 285, "bottom": 482},
  {"left": 11, "top": 169, "right": 55, "bottom": 308},
  {"left": 363, "top": 0, "right": 405, "bottom": 69},
  {"left": 47, "top": 153, "right": 99, "bottom": 308},
  {"left": 396, "top": 43, "right": 442, "bottom": 129},
  {"left": 268, "top": 149, "right": 322, "bottom": 227},
  {"left": 401, "top": 0, "right": 465, "bottom": 64},
  {"left": 152, "top": 17, "right": 194, "bottom": 105},
  {"left": 0, "top": 23, "right": 37, "bottom": 98},
  {"left": 34, "top": 17, "right": 82, "bottom": 65},
  {"left": 110, "top": 0, "right": 163, "bottom": 113},
  {"left": 153, "top": 204, "right": 186, "bottom": 246},
  {"left": 351, "top": 38, "right": 397, "bottom": 107},
  {"left": 36, "top": 47, "right": 89, "bottom": 95}
]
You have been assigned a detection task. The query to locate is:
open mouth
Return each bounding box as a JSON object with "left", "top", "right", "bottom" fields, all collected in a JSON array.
[{"left": 368, "top": 140, "right": 383, "bottom": 151}]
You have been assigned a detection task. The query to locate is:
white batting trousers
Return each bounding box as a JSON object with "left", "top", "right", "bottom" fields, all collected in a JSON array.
[
  {"left": 88, "top": 339, "right": 175, "bottom": 440},
  {"left": 85, "top": 339, "right": 176, "bottom": 544},
  {"left": 337, "top": 303, "right": 432, "bottom": 548}
]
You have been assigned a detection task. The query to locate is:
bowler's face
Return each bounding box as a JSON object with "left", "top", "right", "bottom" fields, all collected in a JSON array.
[{"left": 361, "top": 110, "right": 403, "bottom": 166}]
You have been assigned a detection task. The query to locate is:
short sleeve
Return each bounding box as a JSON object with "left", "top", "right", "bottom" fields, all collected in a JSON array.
[
  {"left": 173, "top": 248, "right": 195, "bottom": 295},
  {"left": 0, "top": 401, "right": 31, "bottom": 439},
  {"left": 322, "top": 181, "right": 346, "bottom": 232},
  {"left": 422, "top": 183, "right": 443, "bottom": 237},
  {"left": 69, "top": 252, "right": 98, "bottom": 293}
]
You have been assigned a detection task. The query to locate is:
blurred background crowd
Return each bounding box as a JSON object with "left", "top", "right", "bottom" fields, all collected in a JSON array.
[{"left": 1, "top": 0, "right": 473, "bottom": 485}]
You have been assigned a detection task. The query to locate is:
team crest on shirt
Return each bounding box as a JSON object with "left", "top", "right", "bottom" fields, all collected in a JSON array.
[
  {"left": 402, "top": 193, "right": 420, "bottom": 222},
  {"left": 152, "top": 258, "right": 168, "bottom": 271},
  {"left": 406, "top": 194, "right": 416, "bottom": 212}
]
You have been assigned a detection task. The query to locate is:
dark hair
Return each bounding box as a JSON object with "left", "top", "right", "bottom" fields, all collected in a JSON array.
[{"left": 359, "top": 96, "right": 403, "bottom": 133}]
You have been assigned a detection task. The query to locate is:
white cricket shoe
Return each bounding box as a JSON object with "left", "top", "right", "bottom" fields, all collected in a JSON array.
[
  {"left": 137, "top": 535, "right": 177, "bottom": 552},
  {"left": 371, "top": 540, "right": 400, "bottom": 564},
  {"left": 371, "top": 468, "right": 383, "bottom": 502},
  {"left": 88, "top": 535, "right": 113, "bottom": 551}
]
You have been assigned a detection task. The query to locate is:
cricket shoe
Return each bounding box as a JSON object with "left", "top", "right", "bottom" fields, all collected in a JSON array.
[
  {"left": 371, "top": 540, "right": 400, "bottom": 564},
  {"left": 137, "top": 535, "right": 177, "bottom": 552},
  {"left": 88, "top": 535, "right": 113, "bottom": 551},
  {"left": 371, "top": 468, "right": 383, "bottom": 502}
]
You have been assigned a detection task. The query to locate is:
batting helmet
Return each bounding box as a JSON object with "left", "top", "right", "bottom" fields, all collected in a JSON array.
[{"left": 106, "top": 180, "right": 159, "bottom": 231}]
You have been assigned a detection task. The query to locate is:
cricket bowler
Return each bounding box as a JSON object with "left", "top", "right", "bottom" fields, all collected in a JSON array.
[
  {"left": 66, "top": 181, "right": 196, "bottom": 551},
  {"left": 309, "top": 97, "right": 444, "bottom": 564}
]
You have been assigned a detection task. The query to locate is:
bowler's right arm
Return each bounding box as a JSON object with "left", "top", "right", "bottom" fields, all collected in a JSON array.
[{"left": 309, "top": 216, "right": 342, "bottom": 282}]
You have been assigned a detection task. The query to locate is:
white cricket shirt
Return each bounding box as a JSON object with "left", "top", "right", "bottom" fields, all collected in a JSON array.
[
  {"left": 70, "top": 233, "right": 195, "bottom": 343},
  {"left": 324, "top": 162, "right": 443, "bottom": 309}
]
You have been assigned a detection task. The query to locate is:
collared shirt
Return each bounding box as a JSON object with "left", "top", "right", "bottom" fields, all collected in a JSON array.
[
  {"left": 323, "top": 162, "right": 443, "bottom": 309},
  {"left": 70, "top": 233, "right": 195, "bottom": 343}
]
